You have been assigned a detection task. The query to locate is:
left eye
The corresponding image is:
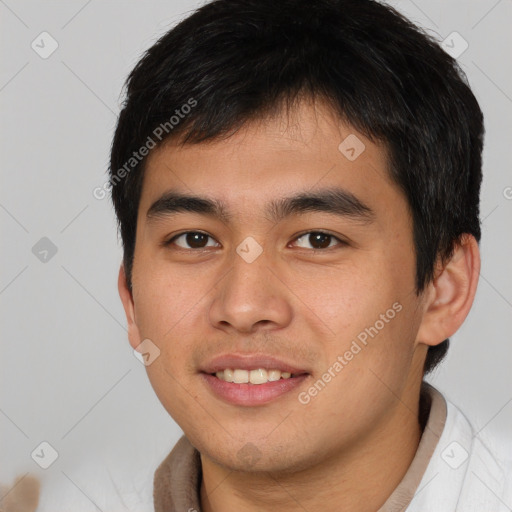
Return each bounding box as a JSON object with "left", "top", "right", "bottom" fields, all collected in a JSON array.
[{"left": 291, "top": 231, "right": 344, "bottom": 250}]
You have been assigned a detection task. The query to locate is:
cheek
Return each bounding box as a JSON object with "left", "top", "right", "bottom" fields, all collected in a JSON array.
[
  {"left": 286, "top": 263, "right": 371, "bottom": 328},
  {"left": 131, "top": 266, "right": 209, "bottom": 401},
  {"left": 132, "top": 257, "right": 204, "bottom": 339},
  {"left": 301, "top": 254, "right": 416, "bottom": 379},
  {"left": 296, "top": 262, "right": 399, "bottom": 339},
  {"left": 134, "top": 272, "right": 201, "bottom": 421}
]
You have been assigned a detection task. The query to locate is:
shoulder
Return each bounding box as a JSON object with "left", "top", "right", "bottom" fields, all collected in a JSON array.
[
  {"left": 450, "top": 400, "right": 512, "bottom": 510},
  {"left": 407, "top": 386, "right": 512, "bottom": 512}
]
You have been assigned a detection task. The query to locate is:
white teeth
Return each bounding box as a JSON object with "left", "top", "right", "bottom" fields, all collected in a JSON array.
[
  {"left": 249, "top": 368, "right": 268, "bottom": 384},
  {"left": 233, "top": 369, "right": 249, "bottom": 383},
  {"left": 214, "top": 368, "right": 295, "bottom": 384},
  {"left": 267, "top": 369, "right": 281, "bottom": 382}
]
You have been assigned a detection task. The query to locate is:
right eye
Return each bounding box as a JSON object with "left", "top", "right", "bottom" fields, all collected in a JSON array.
[{"left": 164, "top": 231, "right": 221, "bottom": 250}]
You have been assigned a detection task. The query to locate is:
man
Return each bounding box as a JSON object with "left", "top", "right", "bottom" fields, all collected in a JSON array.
[{"left": 111, "top": 0, "right": 512, "bottom": 510}]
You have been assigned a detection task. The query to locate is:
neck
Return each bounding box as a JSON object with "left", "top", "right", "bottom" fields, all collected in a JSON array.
[{"left": 200, "top": 374, "right": 425, "bottom": 512}]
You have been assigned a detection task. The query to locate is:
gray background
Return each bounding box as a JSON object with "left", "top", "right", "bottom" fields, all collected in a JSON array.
[{"left": 1, "top": 0, "right": 511, "bottom": 506}]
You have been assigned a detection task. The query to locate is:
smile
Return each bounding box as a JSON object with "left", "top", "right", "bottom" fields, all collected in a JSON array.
[
  {"left": 213, "top": 368, "right": 300, "bottom": 385},
  {"left": 201, "top": 370, "right": 309, "bottom": 406}
]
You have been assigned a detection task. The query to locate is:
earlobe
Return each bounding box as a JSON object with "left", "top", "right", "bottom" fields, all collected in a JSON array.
[
  {"left": 416, "top": 234, "right": 480, "bottom": 347},
  {"left": 117, "top": 263, "right": 142, "bottom": 350}
]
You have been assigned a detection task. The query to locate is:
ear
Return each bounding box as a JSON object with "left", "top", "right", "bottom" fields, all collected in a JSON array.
[
  {"left": 416, "top": 234, "right": 480, "bottom": 347},
  {"left": 118, "top": 263, "right": 143, "bottom": 350}
]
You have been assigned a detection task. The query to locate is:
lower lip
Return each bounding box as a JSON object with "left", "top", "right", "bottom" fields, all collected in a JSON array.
[{"left": 201, "top": 373, "right": 309, "bottom": 406}]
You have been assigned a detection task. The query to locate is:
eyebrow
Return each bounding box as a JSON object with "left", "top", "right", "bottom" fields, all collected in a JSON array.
[{"left": 146, "top": 187, "right": 376, "bottom": 225}]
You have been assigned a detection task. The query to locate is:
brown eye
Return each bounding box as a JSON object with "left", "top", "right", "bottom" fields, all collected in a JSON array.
[
  {"left": 167, "top": 231, "right": 220, "bottom": 249},
  {"left": 292, "top": 231, "right": 344, "bottom": 250}
]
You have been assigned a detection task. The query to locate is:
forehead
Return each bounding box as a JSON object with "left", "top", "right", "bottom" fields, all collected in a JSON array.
[{"left": 138, "top": 99, "right": 402, "bottom": 225}]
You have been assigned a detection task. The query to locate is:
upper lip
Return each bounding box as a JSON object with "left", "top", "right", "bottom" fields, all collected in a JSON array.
[{"left": 200, "top": 353, "right": 309, "bottom": 375}]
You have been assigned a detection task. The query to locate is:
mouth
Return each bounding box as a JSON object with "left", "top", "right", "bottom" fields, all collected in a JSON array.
[
  {"left": 209, "top": 368, "right": 307, "bottom": 385},
  {"left": 200, "top": 355, "right": 310, "bottom": 406}
]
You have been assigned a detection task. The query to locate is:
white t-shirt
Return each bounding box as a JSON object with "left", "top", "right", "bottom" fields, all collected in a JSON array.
[{"left": 406, "top": 395, "right": 512, "bottom": 511}]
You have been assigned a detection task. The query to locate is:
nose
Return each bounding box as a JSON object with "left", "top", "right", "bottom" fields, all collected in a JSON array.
[{"left": 208, "top": 247, "right": 293, "bottom": 335}]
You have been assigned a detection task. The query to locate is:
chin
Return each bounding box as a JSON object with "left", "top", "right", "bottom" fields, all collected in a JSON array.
[{"left": 196, "top": 434, "right": 322, "bottom": 475}]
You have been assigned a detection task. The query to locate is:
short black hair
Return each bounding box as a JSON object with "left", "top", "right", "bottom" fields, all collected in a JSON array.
[{"left": 109, "top": 0, "right": 484, "bottom": 375}]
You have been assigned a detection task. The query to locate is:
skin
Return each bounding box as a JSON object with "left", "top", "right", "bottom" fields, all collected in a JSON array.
[{"left": 118, "top": 97, "right": 480, "bottom": 512}]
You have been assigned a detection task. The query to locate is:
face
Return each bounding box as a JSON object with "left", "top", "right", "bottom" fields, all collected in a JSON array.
[{"left": 120, "top": 98, "right": 429, "bottom": 473}]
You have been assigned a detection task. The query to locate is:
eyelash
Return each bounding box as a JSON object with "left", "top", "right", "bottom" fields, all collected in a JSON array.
[{"left": 162, "top": 230, "right": 347, "bottom": 252}]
